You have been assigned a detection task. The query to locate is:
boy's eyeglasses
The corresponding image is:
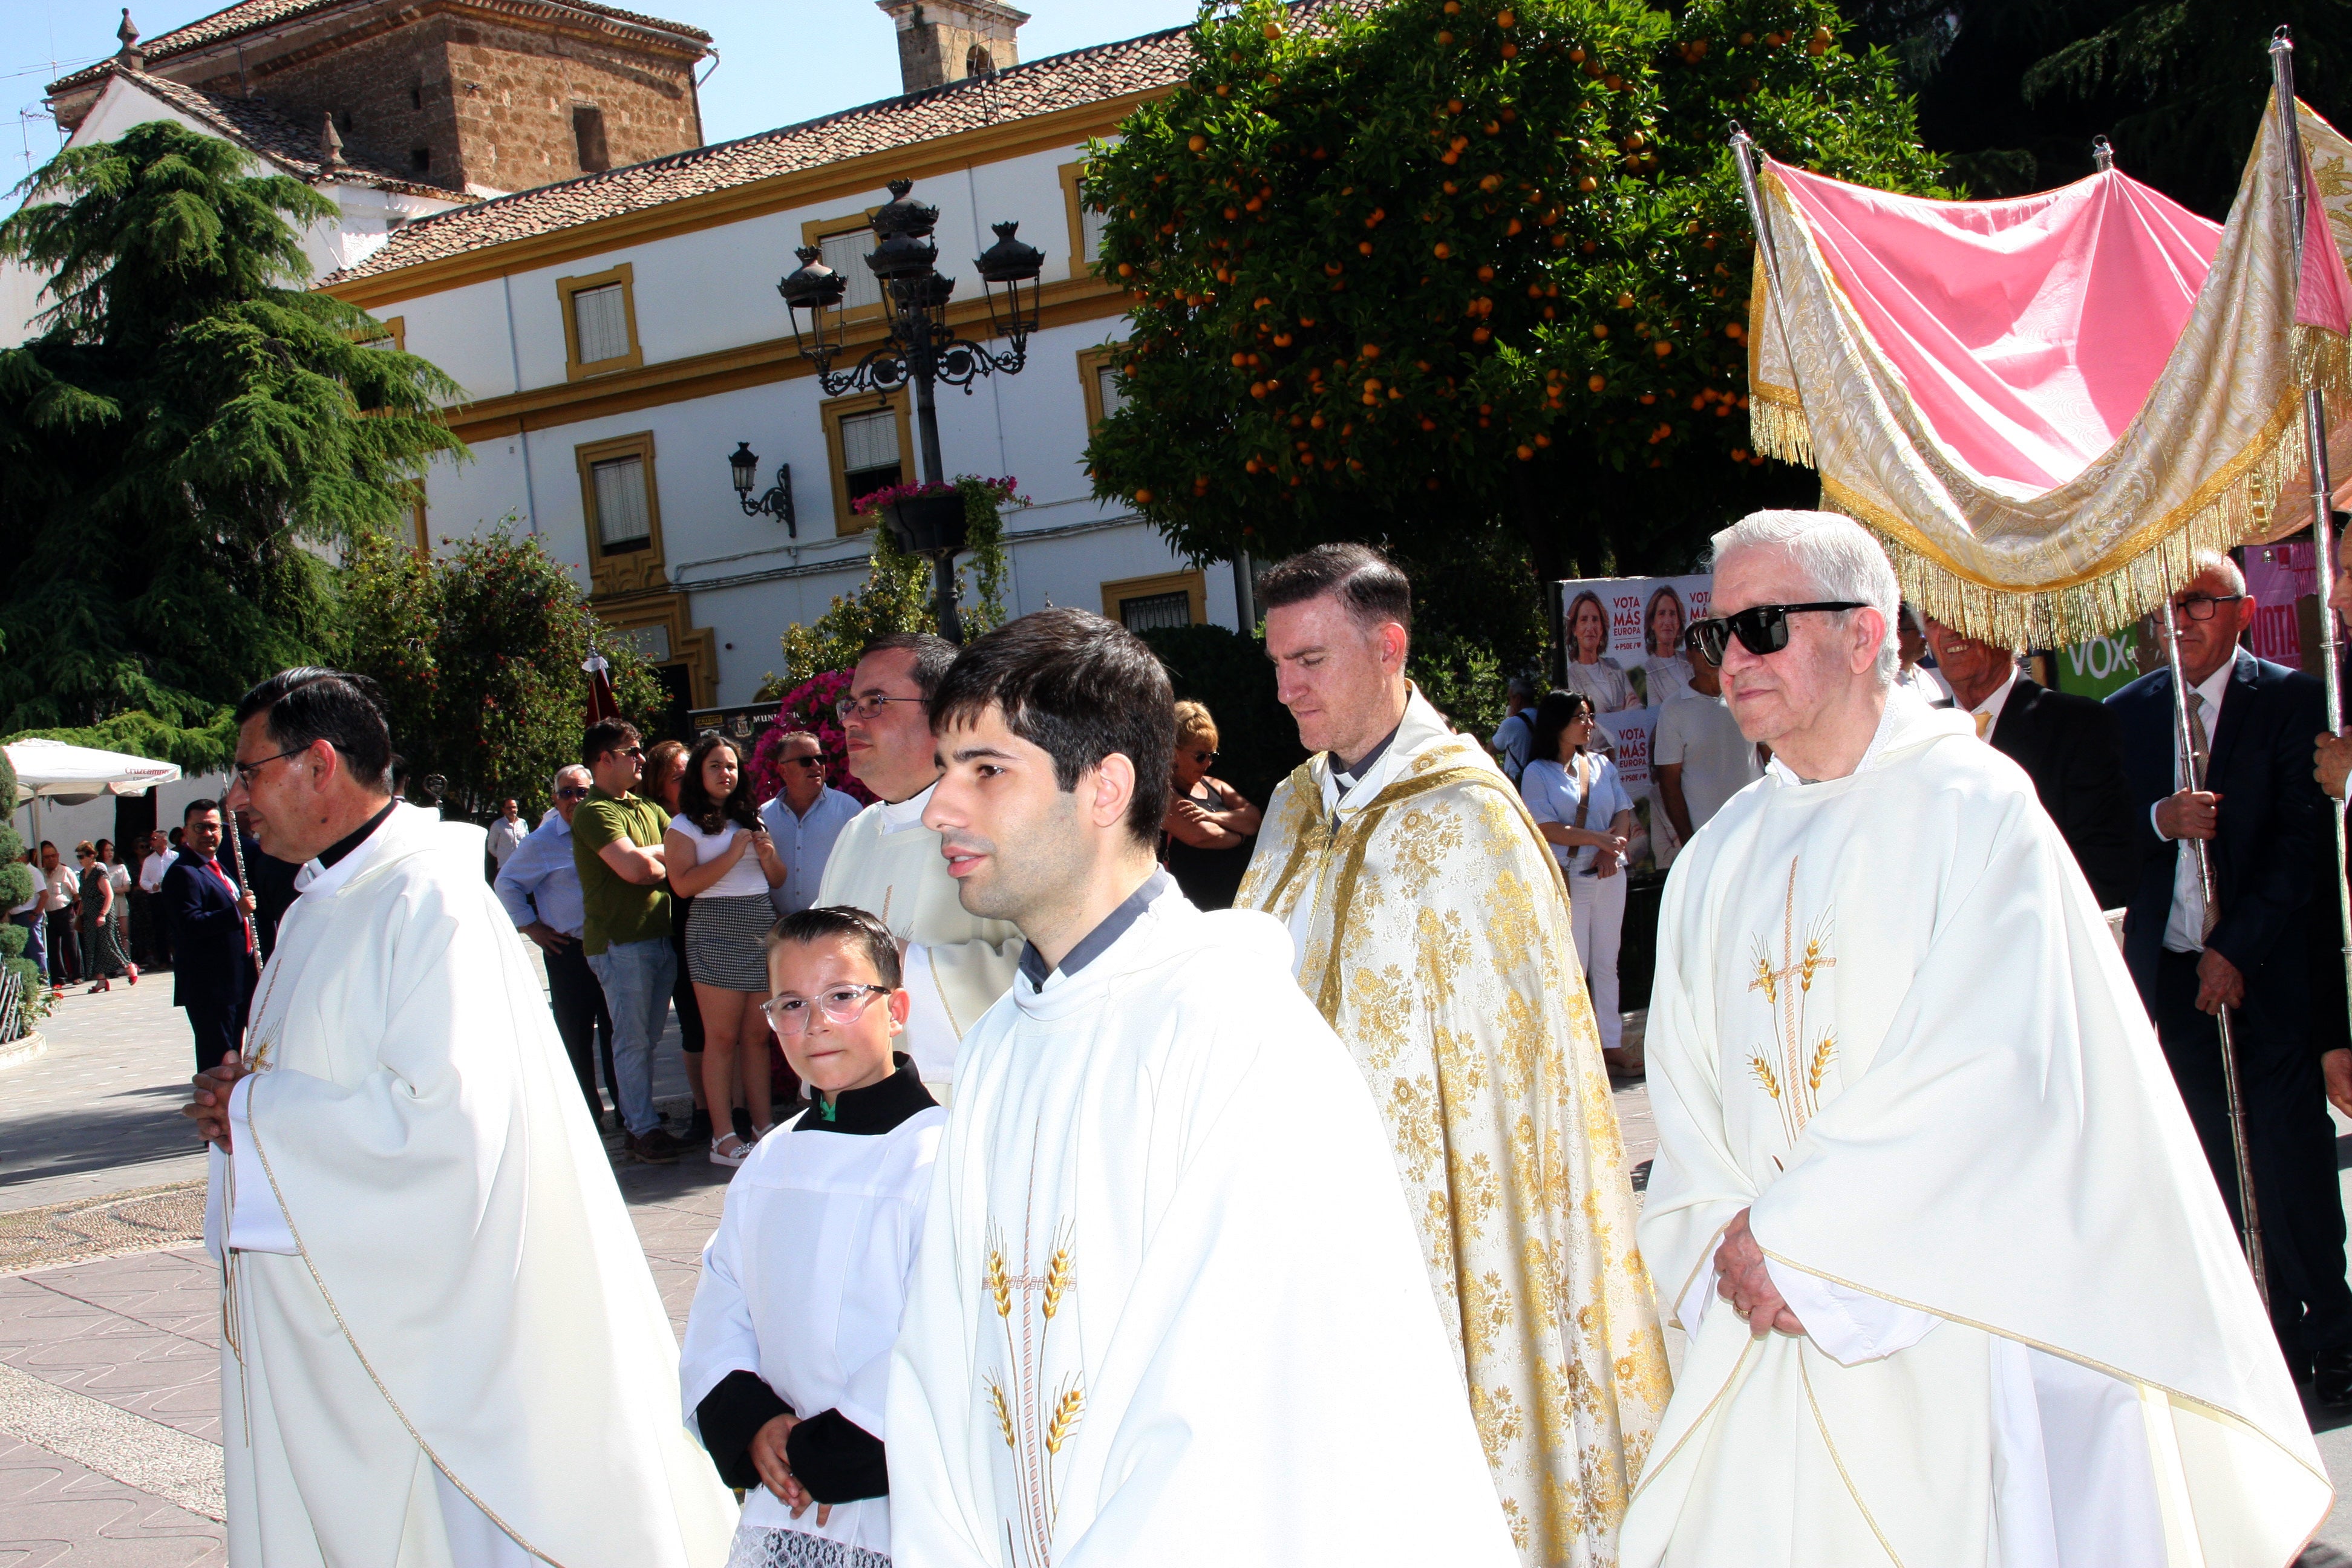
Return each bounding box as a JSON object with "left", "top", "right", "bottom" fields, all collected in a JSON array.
[{"left": 762, "top": 984, "right": 892, "bottom": 1036}]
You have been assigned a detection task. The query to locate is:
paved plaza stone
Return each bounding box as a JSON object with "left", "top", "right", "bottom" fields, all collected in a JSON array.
[{"left": 3, "top": 974, "right": 2349, "bottom": 1562}]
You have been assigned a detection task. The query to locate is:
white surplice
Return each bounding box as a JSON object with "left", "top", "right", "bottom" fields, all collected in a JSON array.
[
  {"left": 1624, "top": 690, "right": 2330, "bottom": 1568},
  {"left": 203, "top": 803, "right": 737, "bottom": 1568},
  {"left": 814, "top": 785, "right": 1022, "bottom": 1093},
  {"left": 886, "top": 881, "right": 1518, "bottom": 1568},
  {"left": 679, "top": 1079, "right": 946, "bottom": 1565}
]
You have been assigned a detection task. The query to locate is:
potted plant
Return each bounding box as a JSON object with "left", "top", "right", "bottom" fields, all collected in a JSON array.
[{"left": 853, "top": 480, "right": 969, "bottom": 557}]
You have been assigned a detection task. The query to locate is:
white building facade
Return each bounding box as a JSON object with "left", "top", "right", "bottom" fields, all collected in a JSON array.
[{"left": 322, "top": 12, "right": 1246, "bottom": 722}]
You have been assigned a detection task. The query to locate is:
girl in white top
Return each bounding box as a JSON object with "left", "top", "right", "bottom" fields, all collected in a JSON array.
[
  {"left": 1518, "top": 689, "right": 1640, "bottom": 1069},
  {"left": 681, "top": 907, "right": 942, "bottom": 1568},
  {"left": 665, "top": 734, "right": 788, "bottom": 1166}
]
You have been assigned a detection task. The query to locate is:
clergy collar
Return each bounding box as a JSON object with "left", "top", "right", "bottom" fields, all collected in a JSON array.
[
  {"left": 293, "top": 799, "right": 407, "bottom": 898},
  {"left": 1331, "top": 721, "right": 1402, "bottom": 798},
  {"left": 800, "top": 1054, "right": 935, "bottom": 1135},
  {"left": 1019, "top": 869, "right": 1171, "bottom": 993},
  {"left": 318, "top": 798, "right": 398, "bottom": 871},
  {"left": 875, "top": 780, "right": 936, "bottom": 834}
]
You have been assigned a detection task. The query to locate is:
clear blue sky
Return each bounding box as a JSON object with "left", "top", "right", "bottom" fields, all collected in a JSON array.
[{"left": 2, "top": 0, "right": 1203, "bottom": 191}]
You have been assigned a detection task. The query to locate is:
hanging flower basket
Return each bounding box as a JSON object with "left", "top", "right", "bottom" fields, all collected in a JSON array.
[{"left": 853, "top": 480, "right": 970, "bottom": 557}]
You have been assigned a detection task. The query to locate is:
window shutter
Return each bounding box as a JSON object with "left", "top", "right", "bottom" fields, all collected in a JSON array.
[
  {"left": 1096, "top": 362, "right": 1127, "bottom": 417},
  {"left": 572, "top": 284, "right": 630, "bottom": 364},
  {"left": 840, "top": 410, "right": 901, "bottom": 472}
]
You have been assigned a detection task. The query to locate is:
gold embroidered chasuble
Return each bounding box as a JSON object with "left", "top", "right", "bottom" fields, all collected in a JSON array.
[{"left": 1237, "top": 687, "right": 1669, "bottom": 1567}]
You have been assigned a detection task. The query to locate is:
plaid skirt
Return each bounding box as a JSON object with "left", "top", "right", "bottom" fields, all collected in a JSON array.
[{"left": 685, "top": 892, "right": 774, "bottom": 992}]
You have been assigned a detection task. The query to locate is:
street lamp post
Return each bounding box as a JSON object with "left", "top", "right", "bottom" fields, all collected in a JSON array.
[{"left": 777, "top": 178, "right": 1044, "bottom": 642}]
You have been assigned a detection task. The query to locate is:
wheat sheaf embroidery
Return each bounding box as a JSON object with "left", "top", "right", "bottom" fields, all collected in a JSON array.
[
  {"left": 1746, "top": 856, "right": 1837, "bottom": 1145},
  {"left": 987, "top": 1211, "right": 1084, "bottom": 1568}
]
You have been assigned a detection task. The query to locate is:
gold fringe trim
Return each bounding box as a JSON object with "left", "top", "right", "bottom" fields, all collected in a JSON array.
[
  {"left": 2293, "top": 322, "right": 2352, "bottom": 408},
  {"left": 1829, "top": 385, "right": 2319, "bottom": 647},
  {"left": 1747, "top": 385, "right": 1814, "bottom": 466}
]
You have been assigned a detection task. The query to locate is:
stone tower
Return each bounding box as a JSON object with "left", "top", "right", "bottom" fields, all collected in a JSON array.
[{"left": 875, "top": 0, "right": 1029, "bottom": 96}]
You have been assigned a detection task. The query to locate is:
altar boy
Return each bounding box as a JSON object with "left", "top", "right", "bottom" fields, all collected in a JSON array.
[{"left": 679, "top": 906, "right": 945, "bottom": 1568}]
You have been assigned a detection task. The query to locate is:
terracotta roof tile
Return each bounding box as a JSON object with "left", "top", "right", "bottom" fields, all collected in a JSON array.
[
  {"left": 50, "top": 0, "right": 711, "bottom": 96},
  {"left": 124, "top": 70, "right": 472, "bottom": 200},
  {"left": 317, "top": 21, "right": 1206, "bottom": 285}
]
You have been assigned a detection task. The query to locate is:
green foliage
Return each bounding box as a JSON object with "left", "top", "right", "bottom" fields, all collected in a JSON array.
[
  {"left": 341, "top": 526, "right": 666, "bottom": 818},
  {"left": 766, "top": 479, "right": 1021, "bottom": 690},
  {"left": 1411, "top": 627, "right": 1509, "bottom": 737},
  {"left": 0, "top": 750, "right": 39, "bottom": 1033},
  {"left": 1080, "top": 0, "right": 1941, "bottom": 584},
  {"left": 1851, "top": 0, "right": 2347, "bottom": 217},
  {"left": 1137, "top": 624, "right": 1307, "bottom": 808},
  {"left": 0, "top": 120, "right": 466, "bottom": 769}
]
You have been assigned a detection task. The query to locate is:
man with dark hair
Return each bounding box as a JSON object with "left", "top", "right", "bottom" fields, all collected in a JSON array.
[
  {"left": 814, "top": 632, "right": 1020, "bottom": 1098},
  {"left": 181, "top": 670, "right": 733, "bottom": 1567},
  {"left": 497, "top": 765, "right": 616, "bottom": 1128},
  {"left": 890, "top": 609, "right": 1517, "bottom": 1568},
  {"left": 162, "top": 799, "right": 256, "bottom": 1069},
  {"left": 1238, "top": 543, "right": 1665, "bottom": 1564},
  {"left": 572, "top": 717, "right": 682, "bottom": 1163}
]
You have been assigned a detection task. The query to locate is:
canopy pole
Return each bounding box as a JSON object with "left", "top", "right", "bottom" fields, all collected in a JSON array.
[
  {"left": 2270, "top": 27, "right": 2352, "bottom": 1028},
  {"left": 223, "top": 782, "right": 260, "bottom": 980},
  {"left": 1729, "top": 125, "right": 1811, "bottom": 448},
  {"left": 2158, "top": 555, "right": 2269, "bottom": 1303}
]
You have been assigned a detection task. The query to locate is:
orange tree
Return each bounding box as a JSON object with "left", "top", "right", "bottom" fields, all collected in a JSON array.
[{"left": 1083, "top": 0, "right": 1944, "bottom": 615}]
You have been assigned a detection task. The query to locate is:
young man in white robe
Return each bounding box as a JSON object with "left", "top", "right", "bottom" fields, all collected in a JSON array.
[
  {"left": 184, "top": 668, "right": 736, "bottom": 1568},
  {"left": 889, "top": 609, "right": 1517, "bottom": 1568},
  {"left": 1624, "top": 513, "right": 2329, "bottom": 1567},
  {"left": 817, "top": 632, "right": 1022, "bottom": 1097},
  {"left": 682, "top": 904, "right": 946, "bottom": 1568}
]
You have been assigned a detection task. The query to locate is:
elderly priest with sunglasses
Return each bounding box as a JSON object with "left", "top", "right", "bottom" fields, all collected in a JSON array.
[
  {"left": 1622, "top": 512, "right": 2326, "bottom": 1567},
  {"left": 817, "top": 633, "right": 1022, "bottom": 1099},
  {"left": 183, "top": 670, "right": 735, "bottom": 1568}
]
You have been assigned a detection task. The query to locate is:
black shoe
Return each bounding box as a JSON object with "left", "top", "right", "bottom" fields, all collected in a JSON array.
[
  {"left": 2313, "top": 1348, "right": 2352, "bottom": 1407},
  {"left": 686, "top": 1108, "right": 713, "bottom": 1143},
  {"left": 625, "top": 1129, "right": 680, "bottom": 1165}
]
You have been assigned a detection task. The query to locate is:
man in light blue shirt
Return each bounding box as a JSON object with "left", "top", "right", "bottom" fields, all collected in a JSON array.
[
  {"left": 495, "top": 763, "right": 614, "bottom": 1126},
  {"left": 756, "top": 730, "right": 863, "bottom": 918}
]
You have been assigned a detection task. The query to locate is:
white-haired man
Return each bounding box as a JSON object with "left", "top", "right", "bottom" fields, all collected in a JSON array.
[{"left": 1624, "top": 512, "right": 2325, "bottom": 1566}]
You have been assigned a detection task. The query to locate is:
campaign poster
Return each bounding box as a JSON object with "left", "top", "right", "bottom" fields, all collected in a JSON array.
[
  {"left": 2049, "top": 626, "right": 2148, "bottom": 702},
  {"left": 1555, "top": 574, "right": 1713, "bottom": 872}
]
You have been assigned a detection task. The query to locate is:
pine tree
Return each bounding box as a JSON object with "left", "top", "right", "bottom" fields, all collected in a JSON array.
[{"left": 0, "top": 120, "right": 465, "bottom": 768}]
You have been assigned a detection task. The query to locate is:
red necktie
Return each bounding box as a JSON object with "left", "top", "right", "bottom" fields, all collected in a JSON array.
[{"left": 208, "top": 858, "right": 252, "bottom": 954}]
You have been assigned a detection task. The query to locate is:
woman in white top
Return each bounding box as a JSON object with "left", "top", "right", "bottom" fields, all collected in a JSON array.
[
  {"left": 1518, "top": 690, "right": 1641, "bottom": 1074},
  {"left": 666, "top": 733, "right": 788, "bottom": 1166},
  {"left": 1638, "top": 584, "right": 1695, "bottom": 709},
  {"left": 1563, "top": 588, "right": 1638, "bottom": 713}
]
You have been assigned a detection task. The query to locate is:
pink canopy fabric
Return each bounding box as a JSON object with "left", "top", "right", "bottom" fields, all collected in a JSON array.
[
  {"left": 1772, "top": 165, "right": 2224, "bottom": 491},
  {"left": 1746, "top": 92, "right": 2352, "bottom": 645}
]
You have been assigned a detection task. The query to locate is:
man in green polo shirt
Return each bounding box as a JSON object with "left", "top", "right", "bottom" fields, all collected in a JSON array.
[{"left": 573, "top": 719, "right": 682, "bottom": 1163}]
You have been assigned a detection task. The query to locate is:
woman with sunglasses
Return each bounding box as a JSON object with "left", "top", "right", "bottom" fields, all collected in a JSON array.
[
  {"left": 665, "top": 734, "right": 788, "bottom": 1166},
  {"left": 1160, "top": 700, "right": 1263, "bottom": 911},
  {"left": 73, "top": 840, "right": 136, "bottom": 992},
  {"left": 1520, "top": 692, "right": 1638, "bottom": 1074}
]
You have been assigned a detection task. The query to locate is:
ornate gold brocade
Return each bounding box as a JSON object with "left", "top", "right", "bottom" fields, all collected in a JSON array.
[{"left": 1240, "top": 725, "right": 1668, "bottom": 1568}]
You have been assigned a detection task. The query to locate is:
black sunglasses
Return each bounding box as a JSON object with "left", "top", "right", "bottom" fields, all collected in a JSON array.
[
  {"left": 1684, "top": 601, "right": 1866, "bottom": 664},
  {"left": 555, "top": 786, "right": 590, "bottom": 800}
]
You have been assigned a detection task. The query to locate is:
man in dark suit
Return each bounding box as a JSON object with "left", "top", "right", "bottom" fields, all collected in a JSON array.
[
  {"left": 162, "top": 798, "right": 259, "bottom": 1071},
  {"left": 2109, "top": 554, "right": 2351, "bottom": 1400},
  {"left": 1922, "top": 615, "right": 2137, "bottom": 910}
]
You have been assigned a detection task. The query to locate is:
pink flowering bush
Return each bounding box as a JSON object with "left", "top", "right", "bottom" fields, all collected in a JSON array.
[{"left": 746, "top": 668, "right": 874, "bottom": 806}]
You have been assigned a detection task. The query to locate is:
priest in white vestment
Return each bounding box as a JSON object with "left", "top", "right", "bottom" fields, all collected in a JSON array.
[
  {"left": 890, "top": 610, "right": 1518, "bottom": 1568},
  {"left": 1623, "top": 515, "right": 2328, "bottom": 1568},
  {"left": 817, "top": 633, "right": 1021, "bottom": 1094},
  {"left": 187, "top": 669, "right": 737, "bottom": 1568}
]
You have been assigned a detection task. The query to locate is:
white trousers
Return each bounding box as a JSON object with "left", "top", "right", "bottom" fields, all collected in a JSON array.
[{"left": 1567, "top": 868, "right": 1627, "bottom": 1053}]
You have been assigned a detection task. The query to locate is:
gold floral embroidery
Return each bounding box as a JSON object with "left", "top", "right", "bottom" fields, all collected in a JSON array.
[{"left": 1240, "top": 719, "right": 1669, "bottom": 1568}]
